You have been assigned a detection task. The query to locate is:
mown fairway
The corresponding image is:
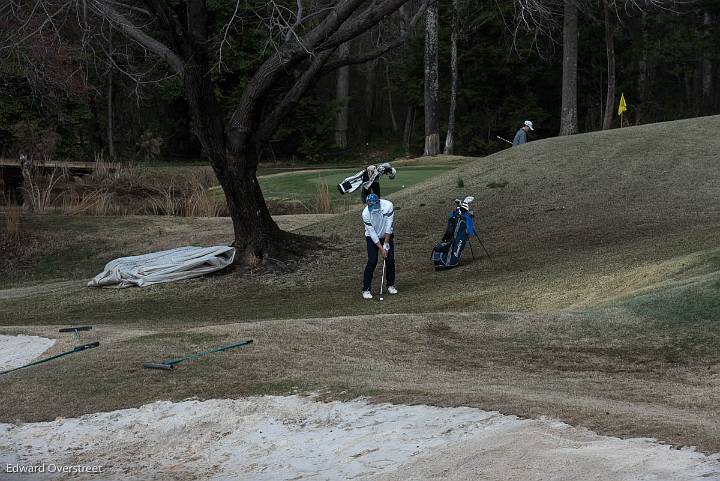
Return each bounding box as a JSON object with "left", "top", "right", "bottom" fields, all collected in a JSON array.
[{"left": 1, "top": 117, "right": 719, "bottom": 452}]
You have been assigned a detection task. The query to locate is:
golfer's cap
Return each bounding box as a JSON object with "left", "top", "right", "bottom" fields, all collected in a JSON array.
[
  {"left": 366, "top": 193, "right": 380, "bottom": 211},
  {"left": 524, "top": 120, "right": 534, "bottom": 131}
]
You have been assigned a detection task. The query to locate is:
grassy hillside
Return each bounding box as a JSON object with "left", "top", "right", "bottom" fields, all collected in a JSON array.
[
  {"left": 3, "top": 117, "right": 719, "bottom": 321},
  {"left": 1, "top": 117, "right": 719, "bottom": 451}
]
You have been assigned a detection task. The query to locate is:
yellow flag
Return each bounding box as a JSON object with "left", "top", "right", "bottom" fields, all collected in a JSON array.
[{"left": 618, "top": 93, "right": 627, "bottom": 116}]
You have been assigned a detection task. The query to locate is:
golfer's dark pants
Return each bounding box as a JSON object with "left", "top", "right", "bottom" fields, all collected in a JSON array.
[{"left": 363, "top": 235, "right": 395, "bottom": 291}]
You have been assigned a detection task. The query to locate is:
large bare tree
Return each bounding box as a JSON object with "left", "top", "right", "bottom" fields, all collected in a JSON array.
[{"left": 1, "top": 0, "right": 428, "bottom": 264}]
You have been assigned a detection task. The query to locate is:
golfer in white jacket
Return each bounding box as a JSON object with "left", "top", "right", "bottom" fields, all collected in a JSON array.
[{"left": 361, "top": 194, "right": 398, "bottom": 299}]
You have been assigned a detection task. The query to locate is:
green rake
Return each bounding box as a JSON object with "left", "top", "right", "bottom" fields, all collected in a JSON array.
[{"left": 143, "top": 339, "right": 254, "bottom": 370}]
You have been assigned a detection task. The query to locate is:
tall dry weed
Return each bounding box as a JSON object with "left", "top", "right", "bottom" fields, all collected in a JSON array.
[
  {"left": 61, "top": 188, "right": 115, "bottom": 216},
  {"left": 22, "top": 167, "right": 67, "bottom": 213},
  {"left": 185, "top": 182, "right": 225, "bottom": 217},
  {"left": 316, "top": 183, "right": 332, "bottom": 214}
]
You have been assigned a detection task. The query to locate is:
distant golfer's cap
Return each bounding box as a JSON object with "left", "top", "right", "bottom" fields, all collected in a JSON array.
[
  {"left": 366, "top": 193, "right": 380, "bottom": 211},
  {"left": 524, "top": 120, "right": 534, "bottom": 131}
]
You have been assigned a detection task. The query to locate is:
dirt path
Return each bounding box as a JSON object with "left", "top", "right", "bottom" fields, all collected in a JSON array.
[{"left": 1, "top": 395, "right": 718, "bottom": 481}]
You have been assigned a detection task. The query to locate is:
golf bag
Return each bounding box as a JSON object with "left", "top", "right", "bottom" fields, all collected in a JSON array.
[
  {"left": 337, "top": 163, "right": 396, "bottom": 195},
  {"left": 432, "top": 197, "right": 476, "bottom": 270}
]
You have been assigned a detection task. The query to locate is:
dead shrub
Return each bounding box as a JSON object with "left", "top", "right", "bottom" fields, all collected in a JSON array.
[
  {"left": 316, "top": 183, "right": 332, "bottom": 214},
  {"left": 184, "top": 181, "right": 226, "bottom": 217},
  {"left": 7, "top": 157, "right": 227, "bottom": 218},
  {"left": 22, "top": 167, "right": 67, "bottom": 213},
  {"left": 150, "top": 179, "right": 182, "bottom": 216},
  {"left": 137, "top": 130, "right": 164, "bottom": 162}
]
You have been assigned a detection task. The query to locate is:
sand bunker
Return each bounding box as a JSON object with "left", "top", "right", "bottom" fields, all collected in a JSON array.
[
  {"left": 0, "top": 334, "right": 55, "bottom": 371},
  {"left": 1, "top": 395, "right": 718, "bottom": 480}
]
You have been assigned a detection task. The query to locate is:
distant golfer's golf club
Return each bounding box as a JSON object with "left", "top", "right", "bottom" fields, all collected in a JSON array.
[
  {"left": 143, "top": 339, "right": 253, "bottom": 370},
  {"left": 497, "top": 135, "right": 512, "bottom": 145}
]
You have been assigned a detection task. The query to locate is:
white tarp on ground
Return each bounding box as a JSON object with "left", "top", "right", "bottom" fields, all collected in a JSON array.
[
  {"left": 0, "top": 335, "right": 55, "bottom": 371},
  {"left": 88, "top": 246, "right": 235, "bottom": 288}
]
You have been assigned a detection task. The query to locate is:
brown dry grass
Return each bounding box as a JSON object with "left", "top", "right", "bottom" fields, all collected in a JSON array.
[
  {"left": 315, "top": 183, "right": 332, "bottom": 214},
  {"left": 4, "top": 206, "right": 21, "bottom": 238},
  {"left": 1, "top": 312, "right": 718, "bottom": 452},
  {"left": 3, "top": 161, "right": 227, "bottom": 218}
]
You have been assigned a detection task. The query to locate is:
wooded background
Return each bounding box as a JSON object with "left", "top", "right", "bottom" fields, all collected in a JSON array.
[{"left": 1, "top": 0, "right": 718, "bottom": 163}]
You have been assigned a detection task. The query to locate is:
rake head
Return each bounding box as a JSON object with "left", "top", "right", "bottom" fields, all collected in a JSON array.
[{"left": 143, "top": 362, "right": 174, "bottom": 370}]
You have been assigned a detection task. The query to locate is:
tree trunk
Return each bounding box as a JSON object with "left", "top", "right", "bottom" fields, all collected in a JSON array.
[
  {"left": 107, "top": 27, "right": 115, "bottom": 159},
  {"left": 701, "top": 11, "right": 713, "bottom": 114},
  {"left": 443, "top": 0, "right": 459, "bottom": 155},
  {"left": 559, "top": 0, "right": 579, "bottom": 136},
  {"left": 334, "top": 42, "right": 350, "bottom": 148},
  {"left": 637, "top": 12, "right": 649, "bottom": 123},
  {"left": 19, "top": 154, "right": 33, "bottom": 213},
  {"left": 602, "top": 0, "right": 616, "bottom": 130},
  {"left": 385, "top": 61, "right": 398, "bottom": 133},
  {"left": 423, "top": 0, "right": 440, "bottom": 155},
  {"left": 403, "top": 105, "right": 415, "bottom": 155},
  {"left": 364, "top": 58, "right": 377, "bottom": 141},
  {"left": 184, "top": 59, "right": 279, "bottom": 261},
  {"left": 214, "top": 161, "right": 280, "bottom": 261}
]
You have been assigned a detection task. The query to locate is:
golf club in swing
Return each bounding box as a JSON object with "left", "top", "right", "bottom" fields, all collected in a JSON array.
[
  {"left": 496, "top": 135, "right": 512, "bottom": 145},
  {"left": 379, "top": 257, "right": 386, "bottom": 301}
]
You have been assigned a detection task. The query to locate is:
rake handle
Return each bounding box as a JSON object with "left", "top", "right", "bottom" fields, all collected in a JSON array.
[{"left": 148, "top": 339, "right": 254, "bottom": 369}]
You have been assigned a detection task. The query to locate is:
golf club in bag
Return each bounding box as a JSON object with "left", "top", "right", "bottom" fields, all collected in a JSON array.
[{"left": 431, "top": 196, "right": 490, "bottom": 270}]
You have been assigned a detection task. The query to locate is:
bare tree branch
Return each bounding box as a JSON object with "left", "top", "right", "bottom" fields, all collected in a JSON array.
[
  {"left": 90, "top": 0, "right": 185, "bottom": 74},
  {"left": 321, "top": 0, "right": 424, "bottom": 50},
  {"left": 255, "top": 48, "right": 336, "bottom": 147},
  {"left": 320, "top": 0, "right": 429, "bottom": 74}
]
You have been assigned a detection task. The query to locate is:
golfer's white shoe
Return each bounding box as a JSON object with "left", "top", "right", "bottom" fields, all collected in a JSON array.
[
  {"left": 387, "top": 286, "right": 398, "bottom": 295},
  {"left": 362, "top": 291, "right": 373, "bottom": 299}
]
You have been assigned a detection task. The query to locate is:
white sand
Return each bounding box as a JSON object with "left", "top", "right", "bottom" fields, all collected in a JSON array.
[
  {"left": 0, "top": 334, "right": 55, "bottom": 371},
  {"left": 1, "top": 395, "right": 718, "bottom": 481}
]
